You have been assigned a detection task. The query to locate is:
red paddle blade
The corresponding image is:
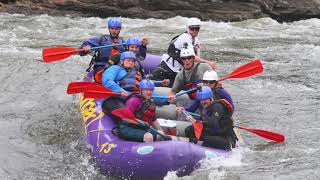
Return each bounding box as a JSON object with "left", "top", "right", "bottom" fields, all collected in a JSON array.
[
  {"left": 84, "top": 91, "right": 121, "bottom": 99},
  {"left": 86, "top": 84, "right": 112, "bottom": 92},
  {"left": 219, "top": 59, "right": 263, "bottom": 81},
  {"left": 240, "top": 125, "right": 285, "bottom": 142},
  {"left": 42, "top": 47, "right": 83, "bottom": 63},
  {"left": 67, "top": 82, "right": 98, "bottom": 94},
  {"left": 192, "top": 121, "right": 203, "bottom": 140},
  {"left": 112, "top": 108, "right": 138, "bottom": 124}
]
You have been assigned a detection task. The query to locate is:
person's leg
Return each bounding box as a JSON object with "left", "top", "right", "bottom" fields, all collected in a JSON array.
[
  {"left": 102, "top": 97, "right": 125, "bottom": 114},
  {"left": 185, "top": 125, "right": 198, "bottom": 143},
  {"left": 118, "top": 124, "right": 154, "bottom": 142},
  {"left": 143, "top": 132, "right": 154, "bottom": 142},
  {"left": 101, "top": 97, "right": 125, "bottom": 125},
  {"left": 150, "top": 62, "right": 167, "bottom": 80},
  {"left": 151, "top": 62, "right": 177, "bottom": 85},
  {"left": 202, "top": 136, "right": 232, "bottom": 150}
]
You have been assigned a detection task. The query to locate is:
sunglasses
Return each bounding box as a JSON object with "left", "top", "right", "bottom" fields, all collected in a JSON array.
[
  {"left": 181, "top": 56, "right": 194, "bottom": 60},
  {"left": 202, "top": 80, "right": 217, "bottom": 84},
  {"left": 189, "top": 27, "right": 200, "bottom": 31}
]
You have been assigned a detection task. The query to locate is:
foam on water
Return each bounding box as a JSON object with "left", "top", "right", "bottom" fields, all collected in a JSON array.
[{"left": 164, "top": 147, "right": 244, "bottom": 180}]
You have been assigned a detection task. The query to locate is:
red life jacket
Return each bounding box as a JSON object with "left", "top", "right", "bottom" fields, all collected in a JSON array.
[{"left": 128, "top": 94, "right": 156, "bottom": 124}]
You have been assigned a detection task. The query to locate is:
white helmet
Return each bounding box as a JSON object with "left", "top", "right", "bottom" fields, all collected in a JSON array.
[
  {"left": 180, "top": 48, "right": 195, "bottom": 57},
  {"left": 203, "top": 70, "right": 219, "bottom": 81},
  {"left": 187, "top": 18, "right": 201, "bottom": 27}
]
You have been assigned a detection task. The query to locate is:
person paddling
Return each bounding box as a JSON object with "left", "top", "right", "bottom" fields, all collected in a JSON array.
[
  {"left": 94, "top": 36, "right": 149, "bottom": 84},
  {"left": 102, "top": 51, "right": 138, "bottom": 97},
  {"left": 168, "top": 48, "right": 213, "bottom": 103},
  {"left": 79, "top": 17, "right": 126, "bottom": 77},
  {"left": 118, "top": 79, "right": 168, "bottom": 142},
  {"left": 150, "top": 17, "right": 216, "bottom": 87},
  {"left": 178, "top": 70, "right": 235, "bottom": 113},
  {"left": 182, "top": 86, "right": 238, "bottom": 150}
]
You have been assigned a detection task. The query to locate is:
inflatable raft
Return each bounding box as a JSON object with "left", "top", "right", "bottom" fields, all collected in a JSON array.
[{"left": 79, "top": 54, "right": 233, "bottom": 179}]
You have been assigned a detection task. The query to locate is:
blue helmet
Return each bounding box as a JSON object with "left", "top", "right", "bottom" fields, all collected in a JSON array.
[
  {"left": 196, "top": 86, "right": 213, "bottom": 101},
  {"left": 108, "top": 17, "right": 122, "bottom": 28},
  {"left": 126, "top": 37, "right": 141, "bottom": 47},
  {"left": 140, "top": 79, "right": 155, "bottom": 90},
  {"left": 120, "top": 51, "right": 136, "bottom": 61}
]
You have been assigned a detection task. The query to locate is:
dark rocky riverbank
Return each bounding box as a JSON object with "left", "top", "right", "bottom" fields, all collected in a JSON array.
[{"left": 1, "top": 0, "right": 320, "bottom": 22}]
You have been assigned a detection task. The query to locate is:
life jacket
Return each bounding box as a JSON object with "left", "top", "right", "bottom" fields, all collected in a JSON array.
[
  {"left": 127, "top": 93, "right": 156, "bottom": 124},
  {"left": 134, "top": 60, "right": 146, "bottom": 79},
  {"left": 167, "top": 32, "right": 188, "bottom": 66},
  {"left": 94, "top": 53, "right": 144, "bottom": 85},
  {"left": 212, "top": 87, "right": 223, "bottom": 100},
  {"left": 94, "top": 54, "right": 121, "bottom": 84},
  {"left": 200, "top": 99, "right": 234, "bottom": 135},
  {"left": 119, "top": 68, "right": 138, "bottom": 92},
  {"left": 182, "top": 63, "right": 201, "bottom": 99},
  {"left": 86, "top": 35, "right": 126, "bottom": 73}
]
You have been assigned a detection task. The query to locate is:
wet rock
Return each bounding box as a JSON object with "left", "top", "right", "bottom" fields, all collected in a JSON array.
[{"left": 0, "top": 0, "right": 320, "bottom": 22}]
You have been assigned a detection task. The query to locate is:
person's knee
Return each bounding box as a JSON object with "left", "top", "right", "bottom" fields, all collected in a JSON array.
[
  {"left": 185, "top": 126, "right": 194, "bottom": 137},
  {"left": 143, "top": 132, "right": 154, "bottom": 142},
  {"left": 102, "top": 97, "right": 124, "bottom": 114}
]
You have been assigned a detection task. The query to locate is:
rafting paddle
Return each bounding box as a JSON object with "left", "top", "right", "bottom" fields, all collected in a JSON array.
[
  {"left": 184, "top": 111, "right": 284, "bottom": 142},
  {"left": 83, "top": 87, "right": 167, "bottom": 100},
  {"left": 42, "top": 43, "right": 126, "bottom": 63},
  {"left": 83, "top": 86, "right": 196, "bottom": 101},
  {"left": 182, "top": 110, "right": 203, "bottom": 140},
  {"left": 234, "top": 124, "right": 285, "bottom": 142},
  {"left": 218, "top": 59, "right": 263, "bottom": 81},
  {"left": 67, "top": 59, "right": 262, "bottom": 95},
  {"left": 112, "top": 108, "right": 172, "bottom": 140},
  {"left": 67, "top": 81, "right": 100, "bottom": 94},
  {"left": 72, "top": 82, "right": 194, "bottom": 102},
  {"left": 79, "top": 84, "right": 171, "bottom": 101}
]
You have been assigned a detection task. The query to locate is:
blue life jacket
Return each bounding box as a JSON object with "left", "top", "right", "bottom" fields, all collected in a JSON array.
[
  {"left": 102, "top": 65, "right": 136, "bottom": 93},
  {"left": 119, "top": 69, "right": 137, "bottom": 92},
  {"left": 93, "top": 35, "right": 126, "bottom": 65}
]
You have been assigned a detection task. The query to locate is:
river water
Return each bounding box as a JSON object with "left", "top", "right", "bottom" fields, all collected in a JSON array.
[{"left": 0, "top": 13, "right": 319, "bottom": 180}]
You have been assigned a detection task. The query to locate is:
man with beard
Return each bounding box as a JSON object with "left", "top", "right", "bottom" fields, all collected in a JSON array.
[
  {"left": 168, "top": 48, "right": 212, "bottom": 102},
  {"left": 79, "top": 17, "right": 126, "bottom": 77}
]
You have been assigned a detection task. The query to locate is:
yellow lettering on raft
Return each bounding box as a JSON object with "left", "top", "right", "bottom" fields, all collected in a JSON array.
[
  {"left": 99, "top": 143, "right": 117, "bottom": 154},
  {"left": 79, "top": 94, "right": 104, "bottom": 125}
]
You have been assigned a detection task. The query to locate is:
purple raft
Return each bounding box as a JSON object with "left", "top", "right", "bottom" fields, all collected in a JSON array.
[{"left": 79, "top": 54, "right": 231, "bottom": 179}]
